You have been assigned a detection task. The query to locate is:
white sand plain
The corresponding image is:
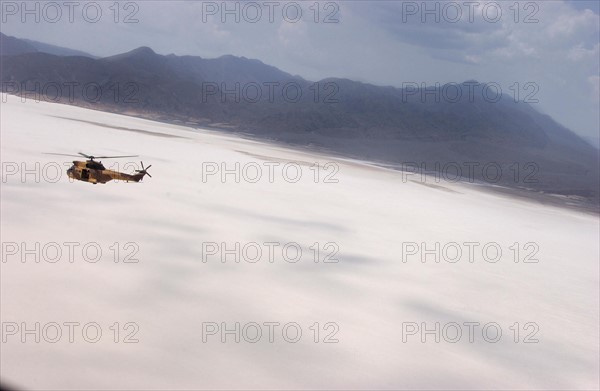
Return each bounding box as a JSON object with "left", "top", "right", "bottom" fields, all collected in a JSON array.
[{"left": 1, "top": 94, "right": 598, "bottom": 390}]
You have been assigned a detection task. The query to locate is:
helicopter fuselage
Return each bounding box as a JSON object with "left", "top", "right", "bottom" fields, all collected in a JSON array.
[{"left": 67, "top": 160, "right": 146, "bottom": 184}]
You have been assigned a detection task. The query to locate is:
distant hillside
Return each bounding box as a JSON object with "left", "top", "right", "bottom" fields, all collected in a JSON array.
[
  {"left": 0, "top": 32, "right": 38, "bottom": 55},
  {"left": 1, "top": 43, "right": 598, "bottom": 203},
  {"left": 583, "top": 136, "right": 600, "bottom": 149},
  {"left": 0, "top": 33, "right": 95, "bottom": 57},
  {"left": 22, "top": 38, "right": 96, "bottom": 58}
]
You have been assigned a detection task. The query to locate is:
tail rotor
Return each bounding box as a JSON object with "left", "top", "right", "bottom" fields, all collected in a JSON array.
[{"left": 135, "top": 161, "right": 152, "bottom": 180}]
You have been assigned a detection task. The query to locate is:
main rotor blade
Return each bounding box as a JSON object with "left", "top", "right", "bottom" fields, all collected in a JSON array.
[
  {"left": 45, "top": 152, "right": 139, "bottom": 159},
  {"left": 43, "top": 153, "right": 83, "bottom": 158},
  {"left": 93, "top": 155, "right": 139, "bottom": 159},
  {"left": 77, "top": 152, "right": 138, "bottom": 159}
]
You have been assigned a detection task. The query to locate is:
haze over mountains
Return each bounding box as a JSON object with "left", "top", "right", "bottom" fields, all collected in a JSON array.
[
  {"left": 0, "top": 32, "right": 95, "bottom": 58},
  {"left": 1, "top": 33, "right": 598, "bottom": 205}
]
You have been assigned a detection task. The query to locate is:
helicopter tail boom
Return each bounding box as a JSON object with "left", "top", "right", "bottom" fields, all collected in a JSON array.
[{"left": 104, "top": 161, "right": 152, "bottom": 183}]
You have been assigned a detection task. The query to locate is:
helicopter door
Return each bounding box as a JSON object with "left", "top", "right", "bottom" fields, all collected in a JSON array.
[{"left": 81, "top": 169, "right": 90, "bottom": 180}]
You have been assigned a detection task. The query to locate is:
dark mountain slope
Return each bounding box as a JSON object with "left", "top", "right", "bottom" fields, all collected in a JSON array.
[{"left": 1, "top": 47, "right": 597, "bottom": 204}]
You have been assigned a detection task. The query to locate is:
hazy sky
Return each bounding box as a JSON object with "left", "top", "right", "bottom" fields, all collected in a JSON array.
[{"left": 1, "top": 0, "right": 599, "bottom": 140}]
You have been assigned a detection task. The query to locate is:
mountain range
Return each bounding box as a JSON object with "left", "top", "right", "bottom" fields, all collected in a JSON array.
[{"left": 1, "top": 33, "right": 598, "bottom": 205}]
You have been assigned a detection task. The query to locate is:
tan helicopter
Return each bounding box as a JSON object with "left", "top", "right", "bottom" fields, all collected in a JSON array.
[{"left": 45, "top": 152, "right": 152, "bottom": 184}]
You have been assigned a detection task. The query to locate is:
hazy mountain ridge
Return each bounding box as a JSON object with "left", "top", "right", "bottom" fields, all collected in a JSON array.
[
  {"left": 22, "top": 38, "right": 97, "bottom": 58},
  {"left": 0, "top": 33, "right": 95, "bottom": 57},
  {"left": 0, "top": 33, "right": 38, "bottom": 56},
  {"left": 1, "top": 37, "right": 598, "bottom": 203}
]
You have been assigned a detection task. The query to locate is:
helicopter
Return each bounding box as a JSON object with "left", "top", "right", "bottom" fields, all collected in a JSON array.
[{"left": 44, "top": 152, "right": 152, "bottom": 184}]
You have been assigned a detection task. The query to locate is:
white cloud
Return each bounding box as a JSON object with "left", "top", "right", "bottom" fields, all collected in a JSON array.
[
  {"left": 277, "top": 18, "right": 307, "bottom": 48},
  {"left": 546, "top": 8, "right": 598, "bottom": 38},
  {"left": 568, "top": 42, "right": 600, "bottom": 61}
]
